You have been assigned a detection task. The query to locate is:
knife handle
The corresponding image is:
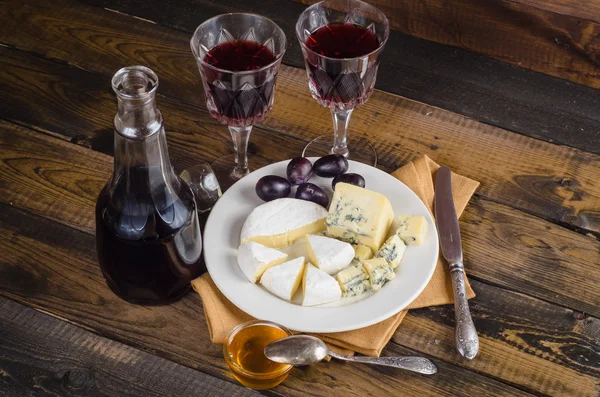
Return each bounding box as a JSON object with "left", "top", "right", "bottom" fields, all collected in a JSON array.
[{"left": 449, "top": 262, "right": 479, "bottom": 360}]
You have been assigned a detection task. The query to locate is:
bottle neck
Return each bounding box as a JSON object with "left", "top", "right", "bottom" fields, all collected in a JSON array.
[
  {"left": 114, "top": 93, "right": 163, "bottom": 139},
  {"left": 108, "top": 66, "right": 181, "bottom": 198},
  {"left": 112, "top": 95, "right": 179, "bottom": 194}
]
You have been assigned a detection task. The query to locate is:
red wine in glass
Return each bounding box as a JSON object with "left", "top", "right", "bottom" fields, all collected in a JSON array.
[
  {"left": 203, "top": 40, "right": 277, "bottom": 125},
  {"left": 305, "top": 23, "right": 380, "bottom": 107}
]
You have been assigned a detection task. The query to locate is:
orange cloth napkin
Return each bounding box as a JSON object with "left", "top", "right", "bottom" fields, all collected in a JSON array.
[{"left": 192, "top": 155, "right": 479, "bottom": 357}]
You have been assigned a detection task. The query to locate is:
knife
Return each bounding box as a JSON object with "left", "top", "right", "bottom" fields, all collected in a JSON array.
[{"left": 434, "top": 166, "right": 479, "bottom": 360}]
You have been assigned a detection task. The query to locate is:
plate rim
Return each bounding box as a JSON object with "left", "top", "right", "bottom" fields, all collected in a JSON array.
[{"left": 203, "top": 158, "right": 439, "bottom": 333}]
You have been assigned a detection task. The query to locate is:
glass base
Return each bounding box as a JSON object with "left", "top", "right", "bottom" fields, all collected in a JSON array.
[
  {"left": 302, "top": 135, "right": 378, "bottom": 166},
  {"left": 211, "top": 153, "right": 270, "bottom": 192}
]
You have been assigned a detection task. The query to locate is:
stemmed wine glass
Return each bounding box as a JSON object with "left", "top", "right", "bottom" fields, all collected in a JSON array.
[
  {"left": 296, "top": 0, "right": 389, "bottom": 165},
  {"left": 191, "top": 14, "right": 286, "bottom": 182}
]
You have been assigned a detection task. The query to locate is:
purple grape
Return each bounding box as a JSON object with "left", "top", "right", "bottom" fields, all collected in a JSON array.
[
  {"left": 313, "top": 154, "right": 349, "bottom": 177},
  {"left": 286, "top": 157, "right": 313, "bottom": 185},
  {"left": 296, "top": 183, "right": 329, "bottom": 208},
  {"left": 332, "top": 173, "right": 366, "bottom": 189},
  {"left": 256, "top": 175, "right": 291, "bottom": 202}
]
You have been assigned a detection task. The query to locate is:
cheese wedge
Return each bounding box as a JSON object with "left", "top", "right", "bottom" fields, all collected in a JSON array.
[
  {"left": 395, "top": 215, "right": 428, "bottom": 245},
  {"left": 336, "top": 264, "right": 370, "bottom": 297},
  {"left": 326, "top": 183, "right": 394, "bottom": 251},
  {"left": 363, "top": 258, "right": 395, "bottom": 291},
  {"left": 302, "top": 264, "right": 342, "bottom": 306},
  {"left": 260, "top": 257, "right": 305, "bottom": 301},
  {"left": 374, "top": 235, "right": 407, "bottom": 269},
  {"left": 305, "top": 234, "right": 354, "bottom": 275},
  {"left": 353, "top": 244, "right": 374, "bottom": 262},
  {"left": 241, "top": 198, "right": 328, "bottom": 248},
  {"left": 237, "top": 242, "right": 288, "bottom": 283}
]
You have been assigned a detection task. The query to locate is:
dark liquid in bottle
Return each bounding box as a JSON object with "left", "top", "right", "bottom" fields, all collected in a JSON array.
[
  {"left": 203, "top": 40, "right": 277, "bottom": 123},
  {"left": 96, "top": 166, "right": 202, "bottom": 305},
  {"left": 304, "top": 23, "right": 380, "bottom": 105}
]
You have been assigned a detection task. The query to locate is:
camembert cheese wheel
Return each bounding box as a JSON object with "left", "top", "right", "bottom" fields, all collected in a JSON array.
[{"left": 241, "top": 198, "right": 328, "bottom": 248}]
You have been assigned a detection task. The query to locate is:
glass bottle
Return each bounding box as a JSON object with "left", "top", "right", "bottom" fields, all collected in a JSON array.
[{"left": 96, "top": 66, "right": 203, "bottom": 305}]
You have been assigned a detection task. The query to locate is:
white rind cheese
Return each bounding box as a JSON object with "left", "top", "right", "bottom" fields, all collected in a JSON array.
[
  {"left": 395, "top": 215, "right": 428, "bottom": 246},
  {"left": 326, "top": 183, "right": 394, "bottom": 251},
  {"left": 363, "top": 258, "right": 395, "bottom": 291},
  {"left": 374, "top": 235, "right": 407, "bottom": 269},
  {"left": 336, "top": 264, "right": 370, "bottom": 297},
  {"left": 305, "top": 234, "right": 354, "bottom": 275},
  {"left": 260, "top": 257, "right": 305, "bottom": 301},
  {"left": 302, "top": 264, "right": 342, "bottom": 306},
  {"left": 241, "top": 198, "right": 328, "bottom": 248},
  {"left": 237, "top": 242, "right": 288, "bottom": 283}
]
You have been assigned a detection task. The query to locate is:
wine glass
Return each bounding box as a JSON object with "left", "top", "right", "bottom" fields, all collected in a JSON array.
[
  {"left": 296, "top": 0, "right": 389, "bottom": 165},
  {"left": 191, "top": 14, "right": 286, "bottom": 183}
]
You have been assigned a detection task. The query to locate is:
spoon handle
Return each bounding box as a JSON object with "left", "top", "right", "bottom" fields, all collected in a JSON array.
[{"left": 328, "top": 352, "right": 437, "bottom": 375}]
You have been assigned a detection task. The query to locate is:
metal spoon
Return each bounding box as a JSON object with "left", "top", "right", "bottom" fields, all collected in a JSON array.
[{"left": 264, "top": 335, "right": 437, "bottom": 375}]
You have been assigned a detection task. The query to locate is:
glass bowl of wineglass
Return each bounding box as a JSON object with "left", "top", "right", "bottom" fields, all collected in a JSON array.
[
  {"left": 191, "top": 14, "right": 286, "bottom": 185},
  {"left": 296, "top": 0, "right": 389, "bottom": 166}
]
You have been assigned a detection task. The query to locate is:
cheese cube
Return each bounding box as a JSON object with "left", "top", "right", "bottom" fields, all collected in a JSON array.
[
  {"left": 306, "top": 234, "right": 355, "bottom": 275},
  {"left": 336, "top": 264, "right": 369, "bottom": 297},
  {"left": 353, "top": 244, "right": 374, "bottom": 262},
  {"left": 260, "top": 257, "right": 305, "bottom": 301},
  {"left": 374, "top": 235, "right": 407, "bottom": 269},
  {"left": 237, "top": 242, "right": 288, "bottom": 283},
  {"left": 395, "top": 215, "right": 428, "bottom": 245},
  {"left": 362, "top": 258, "right": 395, "bottom": 291},
  {"left": 241, "top": 198, "right": 328, "bottom": 248},
  {"left": 326, "top": 183, "right": 394, "bottom": 251},
  {"left": 302, "top": 264, "right": 342, "bottom": 306}
]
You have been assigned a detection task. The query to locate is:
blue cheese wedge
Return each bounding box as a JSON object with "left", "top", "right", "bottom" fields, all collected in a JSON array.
[
  {"left": 395, "top": 215, "right": 428, "bottom": 245},
  {"left": 305, "top": 234, "right": 354, "bottom": 275},
  {"left": 353, "top": 244, "right": 374, "bottom": 262},
  {"left": 374, "top": 235, "right": 407, "bottom": 269},
  {"left": 362, "top": 258, "right": 395, "bottom": 291},
  {"left": 336, "top": 264, "right": 370, "bottom": 297},
  {"left": 260, "top": 257, "right": 305, "bottom": 301},
  {"left": 241, "top": 198, "right": 328, "bottom": 248},
  {"left": 302, "top": 264, "right": 342, "bottom": 306},
  {"left": 237, "top": 242, "right": 288, "bottom": 283},
  {"left": 326, "top": 183, "right": 394, "bottom": 251}
]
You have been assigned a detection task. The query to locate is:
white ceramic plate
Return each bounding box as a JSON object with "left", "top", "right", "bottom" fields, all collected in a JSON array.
[{"left": 203, "top": 158, "right": 438, "bottom": 333}]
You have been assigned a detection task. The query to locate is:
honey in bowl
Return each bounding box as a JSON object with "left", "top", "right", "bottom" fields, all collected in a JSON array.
[{"left": 223, "top": 320, "right": 293, "bottom": 390}]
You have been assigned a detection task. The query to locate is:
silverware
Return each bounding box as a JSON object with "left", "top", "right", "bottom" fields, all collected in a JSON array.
[
  {"left": 434, "top": 166, "right": 479, "bottom": 360},
  {"left": 264, "top": 335, "right": 438, "bottom": 375}
]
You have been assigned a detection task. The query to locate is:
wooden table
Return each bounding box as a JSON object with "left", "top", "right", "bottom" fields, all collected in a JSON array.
[{"left": 1, "top": 0, "right": 599, "bottom": 396}]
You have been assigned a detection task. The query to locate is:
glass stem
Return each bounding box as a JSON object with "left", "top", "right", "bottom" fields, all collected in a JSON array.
[
  {"left": 330, "top": 108, "right": 353, "bottom": 157},
  {"left": 228, "top": 125, "right": 252, "bottom": 179}
]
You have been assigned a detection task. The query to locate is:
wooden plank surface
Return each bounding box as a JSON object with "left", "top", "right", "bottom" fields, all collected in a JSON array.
[
  {"left": 1, "top": 121, "right": 599, "bottom": 396},
  {"left": 2, "top": 41, "right": 600, "bottom": 315},
  {"left": 1, "top": 0, "right": 600, "bottom": 395},
  {"left": 62, "top": 0, "right": 600, "bottom": 154},
  {"left": 0, "top": 298, "right": 260, "bottom": 397},
  {"left": 1, "top": 2, "right": 599, "bottom": 236},
  {"left": 0, "top": 197, "right": 539, "bottom": 396},
  {"left": 297, "top": 0, "right": 600, "bottom": 88},
  {"left": 2, "top": 43, "right": 599, "bottom": 315}
]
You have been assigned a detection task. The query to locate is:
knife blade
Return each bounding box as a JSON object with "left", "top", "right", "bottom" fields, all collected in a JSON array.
[{"left": 434, "top": 166, "right": 479, "bottom": 360}]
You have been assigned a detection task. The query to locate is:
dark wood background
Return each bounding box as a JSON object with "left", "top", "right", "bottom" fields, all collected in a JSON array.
[{"left": 1, "top": 0, "right": 599, "bottom": 396}]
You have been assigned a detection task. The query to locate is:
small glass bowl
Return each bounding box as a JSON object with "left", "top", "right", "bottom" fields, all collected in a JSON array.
[{"left": 223, "top": 320, "right": 293, "bottom": 390}]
